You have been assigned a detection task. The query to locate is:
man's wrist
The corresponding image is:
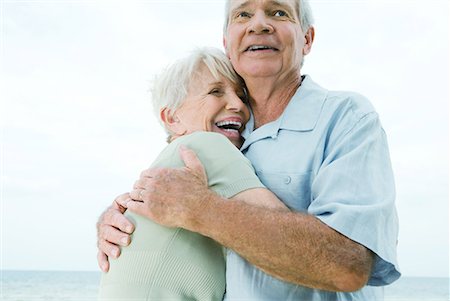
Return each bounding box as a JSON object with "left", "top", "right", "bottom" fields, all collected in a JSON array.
[{"left": 184, "top": 189, "right": 224, "bottom": 235}]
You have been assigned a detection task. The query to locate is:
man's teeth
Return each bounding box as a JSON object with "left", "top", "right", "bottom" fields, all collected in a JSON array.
[
  {"left": 216, "top": 120, "right": 242, "bottom": 130},
  {"left": 247, "top": 45, "right": 274, "bottom": 51}
]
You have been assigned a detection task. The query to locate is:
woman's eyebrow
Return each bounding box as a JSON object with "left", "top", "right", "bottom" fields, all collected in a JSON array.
[{"left": 207, "top": 81, "right": 224, "bottom": 87}]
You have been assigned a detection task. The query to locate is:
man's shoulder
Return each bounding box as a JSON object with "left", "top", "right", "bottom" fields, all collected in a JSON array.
[
  {"left": 325, "top": 90, "right": 376, "bottom": 120},
  {"left": 300, "top": 76, "right": 376, "bottom": 120}
]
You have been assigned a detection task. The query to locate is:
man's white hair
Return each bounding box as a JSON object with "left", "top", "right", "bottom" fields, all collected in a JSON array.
[
  {"left": 223, "top": 0, "right": 314, "bottom": 34},
  {"left": 151, "top": 47, "right": 243, "bottom": 141}
]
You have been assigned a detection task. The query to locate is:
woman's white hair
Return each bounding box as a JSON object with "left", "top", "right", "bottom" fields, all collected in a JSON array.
[
  {"left": 223, "top": 0, "right": 314, "bottom": 33},
  {"left": 151, "top": 47, "right": 243, "bottom": 140}
]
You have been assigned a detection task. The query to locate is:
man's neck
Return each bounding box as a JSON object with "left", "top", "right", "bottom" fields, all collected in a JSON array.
[{"left": 247, "top": 75, "right": 302, "bottom": 129}]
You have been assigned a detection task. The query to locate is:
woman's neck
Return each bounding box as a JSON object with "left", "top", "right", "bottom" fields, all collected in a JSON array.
[{"left": 246, "top": 74, "right": 302, "bottom": 129}]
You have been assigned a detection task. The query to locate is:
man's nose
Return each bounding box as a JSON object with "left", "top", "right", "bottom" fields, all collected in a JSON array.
[{"left": 247, "top": 11, "right": 274, "bottom": 34}]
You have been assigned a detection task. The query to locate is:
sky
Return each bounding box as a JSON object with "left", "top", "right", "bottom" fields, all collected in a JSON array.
[{"left": 1, "top": 0, "right": 449, "bottom": 278}]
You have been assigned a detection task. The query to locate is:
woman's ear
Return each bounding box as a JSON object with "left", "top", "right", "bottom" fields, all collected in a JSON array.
[
  {"left": 160, "top": 107, "right": 176, "bottom": 125},
  {"left": 160, "top": 107, "right": 185, "bottom": 137}
]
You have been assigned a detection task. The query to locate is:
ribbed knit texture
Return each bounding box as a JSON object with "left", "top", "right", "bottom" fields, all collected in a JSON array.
[
  {"left": 98, "top": 132, "right": 264, "bottom": 300},
  {"left": 100, "top": 250, "right": 224, "bottom": 300}
]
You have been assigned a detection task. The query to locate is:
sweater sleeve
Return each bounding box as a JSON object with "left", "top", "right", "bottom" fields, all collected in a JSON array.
[{"left": 151, "top": 131, "right": 264, "bottom": 198}]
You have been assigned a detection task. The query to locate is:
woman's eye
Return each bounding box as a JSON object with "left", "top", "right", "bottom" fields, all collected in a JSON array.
[
  {"left": 273, "top": 10, "right": 287, "bottom": 17},
  {"left": 209, "top": 89, "right": 223, "bottom": 96}
]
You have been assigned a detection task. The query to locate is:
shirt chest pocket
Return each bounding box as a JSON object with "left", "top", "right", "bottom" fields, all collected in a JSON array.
[{"left": 256, "top": 171, "right": 312, "bottom": 211}]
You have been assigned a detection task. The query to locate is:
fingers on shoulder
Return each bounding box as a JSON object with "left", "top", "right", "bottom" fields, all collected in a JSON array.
[
  {"left": 179, "top": 146, "right": 206, "bottom": 178},
  {"left": 125, "top": 199, "right": 150, "bottom": 218}
]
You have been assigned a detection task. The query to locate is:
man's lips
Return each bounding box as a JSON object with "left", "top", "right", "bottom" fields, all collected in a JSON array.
[{"left": 244, "top": 45, "right": 279, "bottom": 52}]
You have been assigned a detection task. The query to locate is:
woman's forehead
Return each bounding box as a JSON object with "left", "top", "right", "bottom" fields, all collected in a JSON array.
[{"left": 193, "top": 63, "right": 239, "bottom": 86}]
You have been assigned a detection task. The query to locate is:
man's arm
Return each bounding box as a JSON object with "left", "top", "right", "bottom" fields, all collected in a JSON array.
[
  {"left": 192, "top": 196, "right": 374, "bottom": 292},
  {"left": 124, "top": 147, "right": 374, "bottom": 292}
]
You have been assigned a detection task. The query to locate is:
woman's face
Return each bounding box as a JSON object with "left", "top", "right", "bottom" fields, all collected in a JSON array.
[{"left": 165, "top": 64, "right": 250, "bottom": 148}]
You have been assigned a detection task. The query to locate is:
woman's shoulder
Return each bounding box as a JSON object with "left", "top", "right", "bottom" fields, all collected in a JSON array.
[
  {"left": 172, "top": 131, "right": 239, "bottom": 153},
  {"left": 175, "top": 131, "right": 231, "bottom": 145},
  {"left": 152, "top": 131, "right": 243, "bottom": 168}
]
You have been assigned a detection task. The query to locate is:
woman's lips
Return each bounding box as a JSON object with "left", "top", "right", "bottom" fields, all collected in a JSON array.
[{"left": 214, "top": 117, "right": 244, "bottom": 141}]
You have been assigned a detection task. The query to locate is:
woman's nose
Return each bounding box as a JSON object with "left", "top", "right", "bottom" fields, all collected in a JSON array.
[
  {"left": 225, "top": 93, "right": 247, "bottom": 112},
  {"left": 247, "top": 11, "right": 274, "bottom": 34}
]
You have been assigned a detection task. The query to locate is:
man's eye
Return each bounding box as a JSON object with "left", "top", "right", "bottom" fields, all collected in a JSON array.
[
  {"left": 236, "top": 11, "right": 251, "bottom": 19},
  {"left": 273, "top": 10, "right": 288, "bottom": 17}
]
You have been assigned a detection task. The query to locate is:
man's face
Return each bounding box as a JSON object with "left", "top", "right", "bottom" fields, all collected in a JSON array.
[{"left": 223, "top": 0, "right": 312, "bottom": 81}]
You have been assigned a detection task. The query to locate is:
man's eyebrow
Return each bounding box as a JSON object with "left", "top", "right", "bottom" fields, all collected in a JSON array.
[
  {"left": 267, "top": 0, "right": 295, "bottom": 12},
  {"left": 230, "top": 1, "right": 295, "bottom": 14},
  {"left": 230, "top": 2, "right": 250, "bottom": 14}
]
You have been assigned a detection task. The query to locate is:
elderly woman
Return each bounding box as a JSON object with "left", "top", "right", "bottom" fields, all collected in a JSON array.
[{"left": 97, "top": 47, "right": 287, "bottom": 300}]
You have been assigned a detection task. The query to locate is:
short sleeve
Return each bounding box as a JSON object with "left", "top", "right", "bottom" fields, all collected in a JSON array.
[
  {"left": 308, "top": 112, "right": 401, "bottom": 286},
  {"left": 155, "top": 131, "right": 264, "bottom": 199}
]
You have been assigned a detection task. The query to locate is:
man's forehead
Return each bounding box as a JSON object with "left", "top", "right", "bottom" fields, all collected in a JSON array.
[{"left": 229, "top": 0, "right": 295, "bottom": 10}]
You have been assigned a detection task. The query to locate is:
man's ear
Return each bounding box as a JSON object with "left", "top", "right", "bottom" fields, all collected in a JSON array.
[
  {"left": 223, "top": 36, "right": 231, "bottom": 59},
  {"left": 302, "top": 26, "right": 315, "bottom": 56}
]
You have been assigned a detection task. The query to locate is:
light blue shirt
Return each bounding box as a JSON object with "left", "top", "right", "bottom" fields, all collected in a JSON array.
[{"left": 225, "top": 76, "right": 400, "bottom": 301}]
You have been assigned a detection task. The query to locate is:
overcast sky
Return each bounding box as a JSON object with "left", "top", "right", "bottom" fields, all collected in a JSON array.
[{"left": 1, "top": 0, "right": 449, "bottom": 278}]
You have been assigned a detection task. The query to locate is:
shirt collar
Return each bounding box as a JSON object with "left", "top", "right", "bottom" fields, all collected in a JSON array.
[
  {"left": 241, "top": 75, "right": 328, "bottom": 144},
  {"left": 278, "top": 75, "right": 328, "bottom": 131}
]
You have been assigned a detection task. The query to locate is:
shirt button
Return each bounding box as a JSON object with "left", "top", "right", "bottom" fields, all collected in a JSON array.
[{"left": 284, "top": 176, "right": 291, "bottom": 184}]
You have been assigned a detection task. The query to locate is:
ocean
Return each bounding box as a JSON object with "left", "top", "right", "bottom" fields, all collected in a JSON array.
[{"left": 1, "top": 270, "right": 449, "bottom": 301}]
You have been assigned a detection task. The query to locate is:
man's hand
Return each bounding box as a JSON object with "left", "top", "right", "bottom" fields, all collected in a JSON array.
[
  {"left": 124, "top": 145, "right": 214, "bottom": 230},
  {"left": 96, "top": 193, "right": 135, "bottom": 272}
]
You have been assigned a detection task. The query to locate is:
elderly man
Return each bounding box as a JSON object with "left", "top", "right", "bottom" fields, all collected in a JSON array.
[{"left": 97, "top": 0, "right": 400, "bottom": 300}]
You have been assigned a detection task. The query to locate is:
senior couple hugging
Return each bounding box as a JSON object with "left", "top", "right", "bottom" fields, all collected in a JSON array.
[{"left": 97, "top": 0, "right": 400, "bottom": 300}]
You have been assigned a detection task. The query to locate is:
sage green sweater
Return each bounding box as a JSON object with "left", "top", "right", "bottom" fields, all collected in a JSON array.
[{"left": 98, "top": 132, "right": 263, "bottom": 301}]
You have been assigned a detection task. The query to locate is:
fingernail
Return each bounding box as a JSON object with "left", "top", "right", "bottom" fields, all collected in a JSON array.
[
  {"left": 121, "top": 237, "right": 129, "bottom": 245},
  {"left": 126, "top": 225, "right": 133, "bottom": 233},
  {"left": 179, "top": 145, "right": 187, "bottom": 151},
  {"left": 101, "top": 263, "right": 108, "bottom": 272},
  {"left": 111, "top": 249, "right": 119, "bottom": 258}
]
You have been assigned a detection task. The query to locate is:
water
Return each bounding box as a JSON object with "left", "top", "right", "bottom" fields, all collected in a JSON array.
[
  {"left": 1, "top": 270, "right": 449, "bottom": 301},
  {"left": 384, "top": 276, "right": 449, "bottom": 301},
  {"left": 1, "top": 270, "right": 100, "bottom": 301}
]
